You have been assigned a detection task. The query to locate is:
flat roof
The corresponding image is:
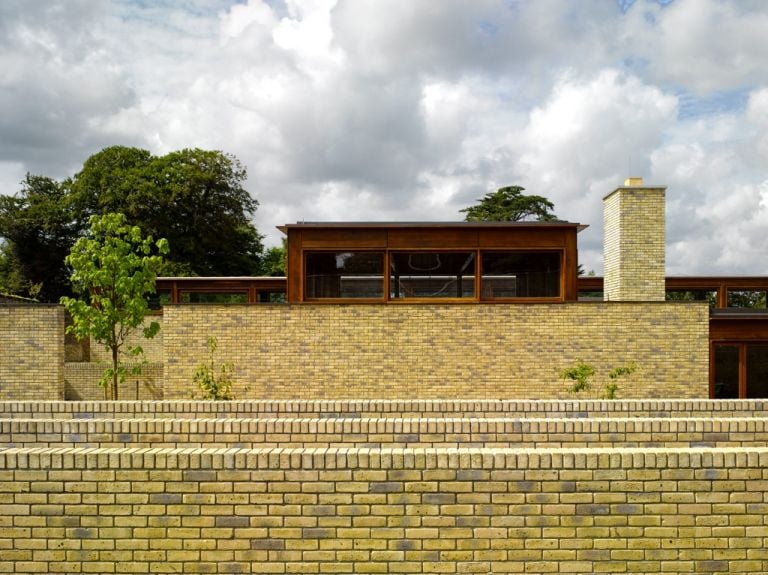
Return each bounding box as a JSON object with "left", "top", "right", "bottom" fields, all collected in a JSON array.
[{"left": 278, "top": 221, "right": 588, "bottom": 233}]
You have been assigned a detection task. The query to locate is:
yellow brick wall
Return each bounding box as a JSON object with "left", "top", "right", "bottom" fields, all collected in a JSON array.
[
  {"left": 604, "top": 186, "right": 666, "bottom": 301},
  {"left": 65, "top": 315, "right": 164, "bottom": 400},
  {"left": 0, "top": 305, "right": 64, "bottom": 400},
  {"left": 86, "top": 315, "right": 164, "bottom": 364},
  {"left": 162, "top": 302, "right": 709, "bottom": 400},
  {"left": 63, "top": 363, "right": 164, "bottom": 400},
  {"left": 1, "top": 445, "right": 768, "bottom": 574}
]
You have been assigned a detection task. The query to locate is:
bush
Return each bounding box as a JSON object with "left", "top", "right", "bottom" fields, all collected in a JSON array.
[{"left": 193, "top": 337, "right": 234, "bottom": 400}]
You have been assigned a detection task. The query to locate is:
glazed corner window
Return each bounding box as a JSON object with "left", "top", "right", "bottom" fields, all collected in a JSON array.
[
  {"left": 390, "top": 252, "right": 475, "bottom": 298},
  {"left": 482, "top": 252, "right": 561, "bottom": 298},
  {"left": 305, "top": 252, "right": 384, "bottom": 299}
]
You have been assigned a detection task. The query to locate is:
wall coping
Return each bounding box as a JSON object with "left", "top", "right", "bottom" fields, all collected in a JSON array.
[
  {"left": 4, "top": 415, "right": 768, "bottom": 432},
  {"left": 1, "top": 399, "right": 766, "bottom": 417},
  {"left": 3, "top": 446, "right": 768, "bottom": 470}
]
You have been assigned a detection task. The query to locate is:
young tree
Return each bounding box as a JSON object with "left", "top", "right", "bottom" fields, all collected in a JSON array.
[
  {"left": 61, "top": 213, "right": 169, "bottom": 400},
  {"left": 460, "top": 186, "right": 558, "bottom": 222}
]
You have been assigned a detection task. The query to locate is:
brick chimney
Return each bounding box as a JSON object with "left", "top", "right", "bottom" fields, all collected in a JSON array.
[{"left": 603, "top": 177, "right": 666, "bottom": 301}]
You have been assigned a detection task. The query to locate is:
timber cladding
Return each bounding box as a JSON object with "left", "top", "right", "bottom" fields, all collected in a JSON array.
[
  {"left": 2, "top": 445, "right": 768, "bottom": 574},
  {"left": 0, "top": 305, "right": 64, "bottom": 400},
  {"left": 162, "top": 302, "right": 710, "bottom": 400}
]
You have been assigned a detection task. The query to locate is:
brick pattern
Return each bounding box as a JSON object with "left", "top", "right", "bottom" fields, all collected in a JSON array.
[
  {"left": 603, "top": 186, "right": 666, "bottom": 302},
  {"left": 4, "top": 416, "right": 768, "bottom": 449},
  {"left": 85, "top": 316, "right": 164, "bottom": 365},
  {"left": 3, "top": 398, "right": 767, "bottom": 420},
  {"left": 162, "top": 302, "right": 709, "bottom": 400},
  {"left": 1, "top": 446, "right": 768, "bottom": 574},
  {"left": 0, "top": 305, "right": 64, "bottom": 400},
  {"left": 64, "top": 363, "right": 164, "bottom": 401},
  {"left": 63, "top": 316, "right": 165, "bottom": 400}
]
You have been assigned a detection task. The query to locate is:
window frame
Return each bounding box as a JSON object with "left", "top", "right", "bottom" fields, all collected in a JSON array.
[
  {"left": 303, "top": 250, "right": 387, "bottom": 302},
  {"left": 300, "top": 248, "right": 567, "bottom": 303},
  {"left": 479, "top": 249, "right": 565, "bottom": 302}
]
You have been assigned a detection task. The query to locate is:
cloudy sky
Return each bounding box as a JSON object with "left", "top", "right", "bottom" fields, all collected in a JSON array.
[{"left": 1, "top": 0, "right": 767, "bottom": 274}]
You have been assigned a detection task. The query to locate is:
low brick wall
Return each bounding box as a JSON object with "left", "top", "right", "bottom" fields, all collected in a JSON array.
[
  {"left": 1, "top": 446, "right": 767, "bottom": 574},
  {"left": 2, "top": 399, "right": 767, "bottom": 420},
  {"left": 4, "top": 416, "right": 768, "bottom": 449},
  {"left": 162, "top": 302, "right": 710, "bottom": 400},
  {"left": 0, "top": 305, "right": 64, "bottom": 400},
  {"left": 64, "top": 363, "right": 164, "bottom": 401}
]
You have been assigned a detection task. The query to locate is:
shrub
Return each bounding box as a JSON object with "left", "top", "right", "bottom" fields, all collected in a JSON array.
[{"left": 193, "top": 336, "right": 234, "bottom": 400}]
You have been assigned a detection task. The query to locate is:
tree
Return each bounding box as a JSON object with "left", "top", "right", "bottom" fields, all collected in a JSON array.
[
  {"left": 69, "top": 146, "right": 264, "bottom": 276},
  {"left": 460, "top": 186, "right": 557, "bottom": 222},
  {"left": 259, "top": 240, "right": 287, "bottom": 277},
  {"left": 1, "top": 147, "right": 265, "bottom": 301},
  {"left": 61, "top": 213, "right": 169, "bottom": 400},
  {"left": 0, "top": 174, "right": 81, "bottom": 301}
]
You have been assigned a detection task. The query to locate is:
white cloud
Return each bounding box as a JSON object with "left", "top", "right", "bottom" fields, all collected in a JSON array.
[{"left": 1, "top": 0, "right": 768, "bottom": 276}]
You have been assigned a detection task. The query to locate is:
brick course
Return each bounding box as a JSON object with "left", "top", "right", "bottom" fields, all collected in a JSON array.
[
  {"left": 3, "top": 398, "right": 766, "bottom": 420},
  {"left": 4, "top": 416, "right": 768, "bottom": 449}
]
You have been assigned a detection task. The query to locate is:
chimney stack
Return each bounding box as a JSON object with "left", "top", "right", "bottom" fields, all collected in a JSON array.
[{"left": 603, "top": 177, "right": 666, "bottom": 301}]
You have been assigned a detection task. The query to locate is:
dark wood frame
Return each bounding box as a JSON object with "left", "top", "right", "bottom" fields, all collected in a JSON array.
[
  {"left": 156, "top": 277, "right": 287, "bottom": 304},
  {"left": 282, "top": 222, "right": 582, "bottom": 303}
]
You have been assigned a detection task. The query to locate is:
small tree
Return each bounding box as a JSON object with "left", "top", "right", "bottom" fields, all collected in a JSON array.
[
  {"left": 61, "top": 212, "right": 169, "bottom": 399},
  {"left": 193, "top": 336, "right": 234, "bottom": 400}
]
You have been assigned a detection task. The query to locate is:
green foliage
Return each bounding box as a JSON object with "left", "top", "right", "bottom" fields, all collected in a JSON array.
[
  {"left": 560, "top": 361, "right": 596, "bottom": 393},
  {"left": 60, "top": 213, "right": 169, "bottom": 400},
  {"left": 259, "top": 241, "right": 287, "bottom": 277},
  {"left": 1, "top": 147, "right": 265, "bottom": 301},
  {"left": 561, "top": 360, "right": 637, "bottom": 399},
  {"left": 193, "top": 337, "right": 234, "bottom": 400},
  {"left": 460, "top": 186, "right": 558, "bottom": 222},
  {"left": 69, "top": 146, "right": 264, "bottom": 276},
  {"left": 0, "top": 174, "right": 81, "bottom": 301}
]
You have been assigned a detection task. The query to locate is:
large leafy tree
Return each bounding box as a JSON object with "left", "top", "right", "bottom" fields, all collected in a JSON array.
[
  {"left": 61, "top": 212, "right": 169, "bottom": 400},
  {"left": 0, "top": 147, "right": 264, "bottom": 300},
  {"left": 0, "top": 174, "right": 81, "bottom": 301},
  {"left": 69, "top": 146, "right": 264, "bottom": 276},
  {"left": 460, "top": 186, "right": 557, "bottom": 222}
]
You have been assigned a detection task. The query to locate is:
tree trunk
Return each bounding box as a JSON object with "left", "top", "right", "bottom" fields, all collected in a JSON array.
[{"left": 111, "top": 345, "right": 119, "bottom": 400}]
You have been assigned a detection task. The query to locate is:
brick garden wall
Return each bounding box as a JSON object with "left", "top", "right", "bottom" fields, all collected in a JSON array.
[
  {"left": 0, "top": 305, "right": 64, "bottom": 400},
  {"left": 162, "top": 302, "right": 710, "bottom": 400},
  {"left": 1, "top": 446, "right": 768, "bottom": 574}
]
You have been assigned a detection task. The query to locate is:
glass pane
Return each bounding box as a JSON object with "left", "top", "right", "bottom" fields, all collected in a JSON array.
[
  {"left": 727, "top": 290, "right": 767, "bottom": 309},
  {"left": 305, "top": 252, "right": 384, "bottom": 298},
  {"left": 713, "top": 345, "right": 740, "bottom": 399},
  {"left": 181, "top": 292, "right": 248, "bottom": 304},
  {"left": 747, "top": 344, "right": 768, "bottom": 398},
  {"left": 578, "top": 291, "right": 603, "bottom": 301},
  {"left": 148, "top": 290, "right": 171, "bottom": 310},
  {"left": 390, "top": 252, "right": 475, "bottom": 298},
  {"left": 665, "top": 290, "right": 717, "bottom": 308},
  {"left": 258, "top": 291, "right": 286, "bottom": 303},
  {"left": 482, "top": 252, "right": 560, "bottom": 298}
]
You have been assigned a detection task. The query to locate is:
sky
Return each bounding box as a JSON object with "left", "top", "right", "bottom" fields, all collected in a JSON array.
[{"left": 1, "top": 0, "right": 767, "bottom": 275}]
